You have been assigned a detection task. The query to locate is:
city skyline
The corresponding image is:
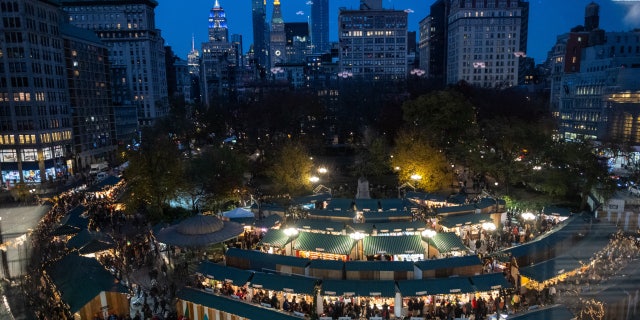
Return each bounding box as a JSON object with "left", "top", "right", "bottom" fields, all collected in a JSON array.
[{"left": 157, "top": 0, "right": 639, "bottom": 64}]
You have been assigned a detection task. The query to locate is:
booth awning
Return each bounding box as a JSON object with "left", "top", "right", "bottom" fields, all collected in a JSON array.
[
  {"left": 469, "top": 273, "right": 512, "bottom": 291},
  {"left": 51, "top": 206, "right": 88, "bottom": 236},
  {"left": 519, "top": 256, "right": 583, "bottom": 283},
  {"left": 177, "top": 287, "right": 303, "bottom": 320},
  {"left": 363, "top": 235, "right": 424, "bottom": 256},
  {"left": 322, "top": 279, "right": 396, "bottom": 297},
  {"left": 345, "top": 261, "right": 415, "bottom": 272},
  {"left": 414, "top": 255, "right": 482, "bottom": 271},
  {"left": 295, "top": 219, "right": 347, "bottom": 233},
  {"left": 196, "top": 261, "right": 253, "bottom": 285},
  {"left": 294, "top": 232, "right": 355, "bottom": 255},
  {"left": 259, "top": 229, "right": 290, "bottom": 247},
  {"left": 438, "top": 213, "right": 491, "bottom": 228},
  {"left": 427, "top": 232, "right": 468, "bottom": 253},
  {"left": 250, "top": 272, "right": 317, "bottom": 295},
  {"left": 293, "top": 193, "right": 332, "bottom": 205},
  {"left": 398, "top": 277, "right": 475, "bottom": 296},
  {"left": 508, "top": 305, "right": 574, "bottom": 320}
]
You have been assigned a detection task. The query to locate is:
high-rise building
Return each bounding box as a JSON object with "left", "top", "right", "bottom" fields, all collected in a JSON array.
[
  {"left": 0, "top": 0, "right": 74, "bottom": 185},
  {"left": 251, "top": 0, "right": 268, "bottom": 68},
  {"left": 60, "top": 0, "right": 168, "bottom": 127},
  {"left": 418, "top": 0, "right": 449, "bottom": 85},
  {"left": 310, "top": 0, "right": 329, "bottom": 53},
  {"left": 422, "top": 0, "right": 529, "bottom": 88},
  {"left": 63, "top": 25, "right": 117, "bottom": 172},
  {"left": 270, "top": 0, "right": 287, "bottom": 68},
  {"left": 208, "top": 0, "right": 228, "bottom": 43},
  {"left": 188, "top": 35, "right": 201, "bottom": 76},
  {"left": 338, "top": 1, "right": 408, "bottom": 80},
  {"left": 285, "top": 22, "right": 310, "bottom": 63},
  {"left": 201, "top": 0, "right": 237, "bottom": 107}
]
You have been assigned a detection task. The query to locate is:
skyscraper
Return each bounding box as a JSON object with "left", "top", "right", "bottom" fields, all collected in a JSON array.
[
  {"left": 0, "top": 0, "right": 74, "bottom": 185},
  {"left": 201, "top": 0, "right": 237, "bottom": 107},
  {"left": 285, "top": 22, "right": 310, "bottom": 63},
  {"left": 310, "top": 0, "right": 329, "bottom": 53},
  {"left": 60, "top": 0, "right": 169, "bottom": 127},
  {"left": 418, "top": 0, "right": 449, "bottom": 86},
  {"left": 444, "top": 0, "right": 529, "bottom": 88},
  {"left": 338, "top": 1, "right": 408, "bottom": 80},
  {"left": 208, "top": 0, "right": 228, "bottom": 43},
  {"left": 252, "top": 0, "right": 268, "bottom": 68},
  {"left": 270, "top": 0, "right": 287, "bottom": 68}
]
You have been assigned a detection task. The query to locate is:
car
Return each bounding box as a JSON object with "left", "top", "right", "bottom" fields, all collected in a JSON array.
[{"left": 629, "top": 185, "right": 640, "bottom": 197}]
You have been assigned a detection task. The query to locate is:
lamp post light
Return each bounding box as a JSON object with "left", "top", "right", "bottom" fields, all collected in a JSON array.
[
  {"left": 350, "top": 232, "right": 365, "bottom": 260},
  {"left": 421, "top": 229, "right": 437, "bottom": 259},
  {"left": 284, "top": 227, "right": 299, "bottom": 256},
  {"left": 317, "top": 167, "right": 328, "bottom": 174},
  {"left": 309, "top": 176, "right": 320, "bottom": 184}
]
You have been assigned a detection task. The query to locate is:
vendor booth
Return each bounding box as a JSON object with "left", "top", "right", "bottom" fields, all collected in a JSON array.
[{"left": 45, "top": 254, "right": 129, "bottom": 319}]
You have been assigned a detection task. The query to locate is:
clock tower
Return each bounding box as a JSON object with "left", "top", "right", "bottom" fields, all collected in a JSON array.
[{"left": 269, "top": 0, "right": 286, "bottom": 68}]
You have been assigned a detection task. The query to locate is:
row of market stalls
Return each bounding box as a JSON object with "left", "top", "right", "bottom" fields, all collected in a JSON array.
[
  {"left": 42, "top": 177, "right": 129, "bottom": 319},
  {"left": 224, "top": 248, "right": 485, "bottom": 280},
  {"left": 176, "top": 260, "right": 512, "bottom": 320}
]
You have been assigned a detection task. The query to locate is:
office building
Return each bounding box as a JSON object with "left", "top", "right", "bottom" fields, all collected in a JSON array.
[
  {"left": 285, "top": 22, "right": 311, "bottom": 64},
  {"left": 63, "top": 25, "right": 117, "bottom": 172},
  {"left": 310, "top": 0, "right": 329, "bottom": 53},
  {"left": 201, "top": 0, "right": 237, "bottom": 107},
  {"left": 418, "top": 0, "right": 449, "bottom": 85},
  {"left": 251, "top": 0, "right": 269, "bottom": 68},
  {"left": 0, "top": 0, "right": 74, "bottom": 185},
  {"left": 270, "top": 0, "right": 287, "bottom": 67},
  {"left": 60, "top": 0, "right": 169, "bottom": 127},
  {"left": 338, "top": 0, "right": 408, "bottom": 80},
  {"left": 420, "top": 0, "right": 529, "bottom": 88}
]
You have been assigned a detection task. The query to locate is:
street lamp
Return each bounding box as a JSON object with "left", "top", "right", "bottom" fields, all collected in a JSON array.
[
  {"left": 521, "top": 212, "right": 536, "bottom": 221},
  {"left": 284, "top": 227, "right": 299, "bottom": 256},
  {"left": 421, "top": 229, "right": 436, "bottom": 259},
  {"left": 482, "top": 222, "right": 496, "bottom": 232},
  {"left": 317, "top": 167, "right": 328, "bottom": 174},
  {"left": 309, "top": 176, "right": 320, "bottom": 183},
  {"left": 350, "top": 232, "right": 365, "bottom": 260}
]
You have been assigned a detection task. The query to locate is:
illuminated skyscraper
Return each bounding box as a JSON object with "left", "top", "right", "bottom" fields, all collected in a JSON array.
[
  {"left": 270, "top": 0, "right": 287, "bottom": 67},
  {"left": 209, "top": 0, "right": 228, "bottom": 43},
  {"left": 310, "top": 0, "right": 329, "bottom": 53}
]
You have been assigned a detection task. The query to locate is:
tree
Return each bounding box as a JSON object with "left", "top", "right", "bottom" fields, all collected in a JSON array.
[
  {"left": 183, "top": 146, "right": 248, "bottom": 212},
  {"left": 353, "top": 135, "right": 391, "bottom": 179},
  {"left": 124, "top": 123, "right": 185, "bottom": 222},
  {"left": 265, "top": 140, "right": 314, "bottom": 196},
  {"left": 401, "top": 89, "right": 478, "bottom": 157},
  {"left": 391, "top": 130, "right": 450, "bottom": 192}
]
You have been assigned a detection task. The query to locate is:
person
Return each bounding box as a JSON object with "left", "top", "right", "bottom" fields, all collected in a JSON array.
[{"left": 549, "top": 284, "right": 557, "bottom": 303}]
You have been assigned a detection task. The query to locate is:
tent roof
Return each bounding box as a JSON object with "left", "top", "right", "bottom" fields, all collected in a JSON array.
[
  {"left": 225, "top": 248, "right": 310, "bottom": 271},
  {"left": 322, "top": 279, "right": 396, "bottom": 297},
  {"left": 250, "top": 272, "right": 317, "bottom": 295},
  {"left": 469, "top": 273, "right": 512, "bottom": 291},
  {"left": 438, "top": 213, "right": 492, "bottom": 228},
  {"left": 46, "top": 254, "right": 127, "bottom": 313},
  {"left": 345, "top": 261, "right": 415, "bottom": 272},
  {"left": 414, "top": 255, "right": 482, "bottom": 270},
  {"left": 259, "top": 229, "right": 290, "bottom": 247},
  {"left": 177, "top": 287, "right": 302, "bottom": 320},
  {"left": 155, "top": 214, "right": 243, "bottom": 247},
  {"left": 294, "top": 232, "right": 355, "bottom": 255},
  {"left": 362, "top": 235, "right": 424, "bottom": 256},
  {"left": 222, "top": 207, "right": 254, "bottom": 218},
  {"left": 426, "top": 232, "right": 468, "bottom": 253},
  {"left": 397, "top": 277, "right": 475, "bottom": 296},
  {"left": 196, "top": 261, "right": 253, "bottom": 285}
]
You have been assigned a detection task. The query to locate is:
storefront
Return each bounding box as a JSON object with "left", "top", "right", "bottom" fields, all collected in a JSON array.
[{"left": 294, "top": 232, "right": 355, "bottom": 261}]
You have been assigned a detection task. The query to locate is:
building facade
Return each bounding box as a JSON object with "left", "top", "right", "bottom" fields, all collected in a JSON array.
[
  {"left": 61, "top": 0, "right": 169, "bottom": 127},
  {"left": 444, "top": 0, "right": 529, "bottom": 88},
  {"left": 558, "top": 31, "right": 640, "bottom": 142},
  {"left": 285, "top": 22, "right": 310, "bottom": 64},
  {"left": 418, "top": 0, "right": 449, "bottom": 85},
  {"left": 201, "top": 0, "right": 237, "bottom": 108},
  {"left": 251, "top": 0, "right": 268, "bottom": 68},
  {"left": 0, "top": 0, "right": 74, "bottom": 185},
  {"left": 310, "top": 0, "right": 329, "bottom": 54},
  {"left": 63, "top": 25, "right": 117, "bottom": 172},
  {"left": 337, "top": 0, "right": 408, "bottom": 80},
  {"left": 269, "top": 0, "right": 286, "bottom": 68}
]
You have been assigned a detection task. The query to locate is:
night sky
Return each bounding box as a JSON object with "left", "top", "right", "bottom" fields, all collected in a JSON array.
[{"left": 156, "top": 0, "right": 640, "bottom": 64}]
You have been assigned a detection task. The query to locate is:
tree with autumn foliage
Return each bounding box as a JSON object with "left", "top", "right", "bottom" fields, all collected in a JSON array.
[{"left": 391, "top": 130, "right": 450, "bottom": 192}]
